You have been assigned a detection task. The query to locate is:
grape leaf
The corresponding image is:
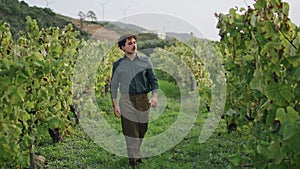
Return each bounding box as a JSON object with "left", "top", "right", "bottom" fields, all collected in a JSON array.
[{"left": 265, "top": 82, "right": 294, "bottom": 106}]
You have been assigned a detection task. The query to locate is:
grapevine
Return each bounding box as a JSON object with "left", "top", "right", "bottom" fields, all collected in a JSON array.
[
  {"left": 217, "top": 0, "right": 300, "bottom": 168},
  {"left": 0, "top": 17, "right": 81, "bottom": 168}
]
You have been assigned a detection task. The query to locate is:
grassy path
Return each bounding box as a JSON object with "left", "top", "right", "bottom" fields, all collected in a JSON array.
[{"left": 36, "top": 99, "right": 246, "bottom": 168}]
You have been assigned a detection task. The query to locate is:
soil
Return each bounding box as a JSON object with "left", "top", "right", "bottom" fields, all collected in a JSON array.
[{"left": 71, "top": 18, "right": 119, "bottom": 41}]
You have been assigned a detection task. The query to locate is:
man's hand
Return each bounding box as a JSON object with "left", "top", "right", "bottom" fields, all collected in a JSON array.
[
  {"left": 150, "top": 93, "right": 158, "bottom": 107},
  {"left": 112, "top": 98, "right": 121, "bottom": 118},
  {"left": 113, "top": 106, "right": 121, "bottom": 118}
]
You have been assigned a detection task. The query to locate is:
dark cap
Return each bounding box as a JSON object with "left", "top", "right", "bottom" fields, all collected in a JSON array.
[{"left": 117, "top": 34, "right": 137, "bottom": 49}]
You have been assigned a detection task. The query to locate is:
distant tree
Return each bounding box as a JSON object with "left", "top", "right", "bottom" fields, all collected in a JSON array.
[
  {"left": 78, "top": 11, "right": 86, "bottom": 28},
  {"left": 86, "top": 10, "right": 97, "bottom": 22}
]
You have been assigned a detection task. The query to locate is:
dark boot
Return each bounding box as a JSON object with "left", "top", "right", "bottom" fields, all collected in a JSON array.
[
  {"left": 136, "top": 158, "right": 142, "bottom": 164},
  {"left": 129, "top": 158, "right": 142, "bottom": 168}
]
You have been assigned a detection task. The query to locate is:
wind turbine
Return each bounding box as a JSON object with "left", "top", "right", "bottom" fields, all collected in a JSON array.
[
  {"left": 97, "top": 0, "right": 113, "bottom": 21},
  {"left": 120, "top": 6, "right": 130, "bottom": 22},
  {"left": 45, "top": 0, "right": 55, "bottom": 7}
]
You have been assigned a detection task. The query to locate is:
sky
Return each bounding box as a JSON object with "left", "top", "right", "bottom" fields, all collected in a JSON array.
[{"left": 22, "top": 0, "right": 300, "bottom": 40}]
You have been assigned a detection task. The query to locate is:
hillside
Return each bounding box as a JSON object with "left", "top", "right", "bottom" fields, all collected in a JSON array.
[
  {"left": 0, "top": 0, "right": 199, "bottom": 44},
  {"left": 0, "top": 0, "right": 89, "bottom": 39},
  {"left": 0, "top": 0, "right": 133, "bottom": 42}
]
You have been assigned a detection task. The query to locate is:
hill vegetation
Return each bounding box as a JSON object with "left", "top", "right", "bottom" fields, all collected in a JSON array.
[{"left": 0, "top": 0, "right": 89, "bottom": 39}]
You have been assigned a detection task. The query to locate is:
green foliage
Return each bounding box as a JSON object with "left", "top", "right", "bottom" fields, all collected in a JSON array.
[
  {"left": 138, "top": 33, "right": 160, "bottom": 41},
  {"left": 136, "top": 33, "right": 175, "bottom": 52},
  {"left": 155, "top": 69, "right": 176, "bottom": 83},
  {"left": 217, "top": 0, "right": 300, "bottom": 167},
  {"left": 95, "top": 45, "right": 123, "bottom": 98},
  {"left": 0, "top": 17, "right": 81, "bottom": 168},
  {"left": 138, "top": 38, "right": 175, "bottom": 52},
  {"left": 151, "top": 39, "right": 212, "bottom": 106}
]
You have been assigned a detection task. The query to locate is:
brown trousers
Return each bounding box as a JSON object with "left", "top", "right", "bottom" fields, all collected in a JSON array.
[{"left": 119, "top": 94, "right": 150, "bottom": 164}]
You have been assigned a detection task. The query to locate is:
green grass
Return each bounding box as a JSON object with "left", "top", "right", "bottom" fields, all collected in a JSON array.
[
  {"left": 35, "top": 94, "right": 248, "bottom": 169},
  {"left": 158, "top": 80, "right": 181, "bottom": 99}
]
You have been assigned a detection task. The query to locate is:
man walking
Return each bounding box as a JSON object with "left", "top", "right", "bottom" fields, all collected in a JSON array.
[{"left": 110, "top": 34, "right": 158, "bottom": 168}]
